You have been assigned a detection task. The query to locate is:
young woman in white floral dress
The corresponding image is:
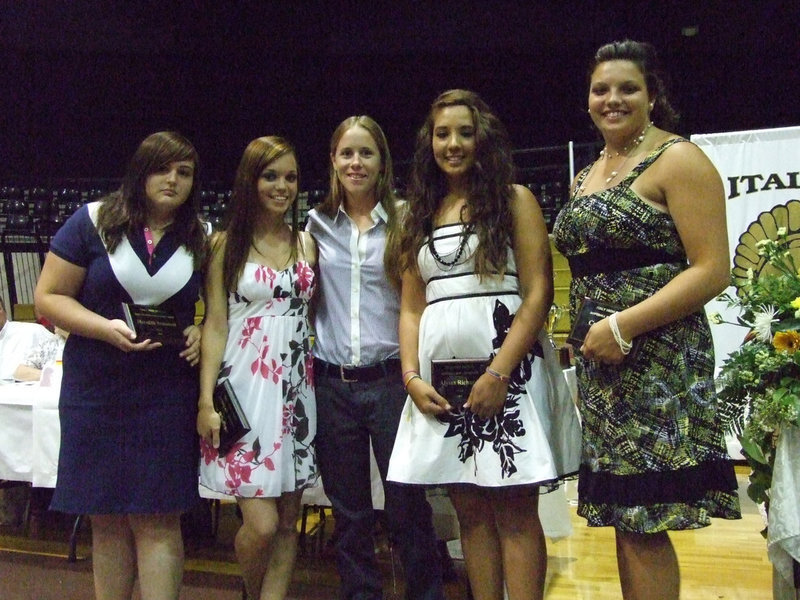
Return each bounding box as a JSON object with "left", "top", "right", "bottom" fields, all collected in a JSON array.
[{"left": 197, "top": 136, "right": 317, "bottom": 600}]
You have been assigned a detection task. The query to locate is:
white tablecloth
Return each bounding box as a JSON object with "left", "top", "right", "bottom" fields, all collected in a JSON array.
[
  {"left": 0, "top": 382, "right": 60, "bottom": 487},
  {"left": 768, "top": 425, "right": 800, "bottom": 592}
]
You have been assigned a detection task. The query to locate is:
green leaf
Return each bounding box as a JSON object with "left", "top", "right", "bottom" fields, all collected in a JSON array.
[
  {"left": 747, "top": 481, "right": 769, "bottom": 505},
  {"left": 739, "top": 435, "right": 768, "bottom": 465},
  {"left": 773, "top": 388, "right": 790, "bottom": 402},
  {"left": 749, "top": 464, "right": 773, "bottom": 487},
  {"left": 774, "top": 318, "right": 800, "bottom": 331}
]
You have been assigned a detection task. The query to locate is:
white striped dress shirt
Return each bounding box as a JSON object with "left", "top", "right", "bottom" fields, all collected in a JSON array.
[{"left": 306, "top": 202, "right": 400, "bottom": 366}]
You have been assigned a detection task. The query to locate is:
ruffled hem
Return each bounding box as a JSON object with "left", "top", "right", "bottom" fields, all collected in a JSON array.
[
  {"left": 198, "top": 476, "right": 319, "bottom": 499},
  {"left": 578, "top": 490, "right": 742, "bottom": 533},
  {"left": 390, "top": 471, "right": 579, "bottom": 494}
]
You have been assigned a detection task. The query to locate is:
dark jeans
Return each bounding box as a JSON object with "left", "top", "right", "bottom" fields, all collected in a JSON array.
[{"left": 315, "top": 372, "right": 444, "bottom": 600}]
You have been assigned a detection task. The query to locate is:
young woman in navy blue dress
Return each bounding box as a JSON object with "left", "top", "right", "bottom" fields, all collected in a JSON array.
[{"left": 35, "top": 131, "right": 208, "bottom": 600}]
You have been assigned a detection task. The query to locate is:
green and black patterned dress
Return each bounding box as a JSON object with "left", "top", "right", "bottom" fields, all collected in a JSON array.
[{"left": 552, "top": 138, "right": 741, "bottom": 533}]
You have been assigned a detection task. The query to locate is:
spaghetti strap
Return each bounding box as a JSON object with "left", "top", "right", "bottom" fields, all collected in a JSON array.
[
  {"left": 621, "top": 138, "right": 688, "bottom": 184},
  {"left": 298, "top": 230, "right": 308, "bottom": 261}
]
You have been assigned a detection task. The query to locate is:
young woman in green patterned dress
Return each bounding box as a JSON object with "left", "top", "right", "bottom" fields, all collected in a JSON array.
[{"left": 552, "top": 40, "right": 741, "bottom": 600}]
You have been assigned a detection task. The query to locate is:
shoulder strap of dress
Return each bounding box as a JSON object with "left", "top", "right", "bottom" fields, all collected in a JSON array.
[
  {"left": 298, "top": 230, "right": 307, "bottom": 261},
  {"left": 86, "top": 200, "right": 101, "bottom": 228},
  {"left": 573, "top": 163, "right": 593, "bottom": 195},
  {"left": 622, "top": 138, "right": 689, "bottom": 184}
]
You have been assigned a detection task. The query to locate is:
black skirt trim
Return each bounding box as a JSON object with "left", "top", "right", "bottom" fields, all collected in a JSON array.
[
  {"left": 427, "top": 291, "right": 519, "bottom": 306},
  {"left": 578, "top": 459, "right": 738, "bottom": 506},
  {"left": 427, "top": 270, "right": 518, "bottom": 284}
]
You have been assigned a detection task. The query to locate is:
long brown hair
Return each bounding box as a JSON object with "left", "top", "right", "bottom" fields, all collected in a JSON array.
[
  {"left": 222, "top": 136, "right": 299, "bottom": 293},
  {"left": 319, "top": 116, "right": 403, "bottom": 290},
  {"left": 96, "top": 131, "right": 207, "bottom": 267},
  {"left": 402, "top": 89, "right": 515, "bottom": 278}
]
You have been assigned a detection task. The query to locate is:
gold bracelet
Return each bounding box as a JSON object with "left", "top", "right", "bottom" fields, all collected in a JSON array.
[{"left": 403, "top": 374, "right": 422, "bottom": 390}]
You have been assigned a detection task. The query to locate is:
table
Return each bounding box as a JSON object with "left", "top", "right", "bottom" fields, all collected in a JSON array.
[{"left": 0, "top": 382, "right": 60, "bottom": 488}]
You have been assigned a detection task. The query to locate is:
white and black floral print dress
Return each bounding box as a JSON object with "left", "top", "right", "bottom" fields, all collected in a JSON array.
[
  {"left": 388, "top": 224, "right": 580, "bottom": 489},
  {"left": 199, "top": 261, "right": 318, "bottom": 497}
]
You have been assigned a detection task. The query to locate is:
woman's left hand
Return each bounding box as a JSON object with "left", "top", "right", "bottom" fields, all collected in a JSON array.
[
  {"left": 180, "top": 324, "right": 202, "bottom": 366},
  {"left": 580, "top": 318, "right": 626, "bottom": 364},
  {"left": 464, "top": 372, "right": 507, "bottom": 419}
]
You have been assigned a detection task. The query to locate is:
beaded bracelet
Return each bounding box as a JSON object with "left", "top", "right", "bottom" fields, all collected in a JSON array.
[
  {"left": 403, "top": 374, "right": 422, "bottom": 390},
  {"left": 485, "top": 367, "right": 511, "bottom": 383},
  {"left": 608, "top": 312, "right": 633, "bottom": 355}
]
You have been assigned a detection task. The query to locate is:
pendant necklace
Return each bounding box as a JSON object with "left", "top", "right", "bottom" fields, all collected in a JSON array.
[
  {"left": 599, "top": 121, "right": 653, "bottom": 185},
  {"left": 577, "top": 121, "right": 652, "bottom": 196}
]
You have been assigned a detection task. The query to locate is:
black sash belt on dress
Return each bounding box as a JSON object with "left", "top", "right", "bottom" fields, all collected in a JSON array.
[
  {"left": 313, "top": 357, "right": 401, "bottom": 383},
  {"left": 567, "top": 248, "right": 685, "bottom": 278}
]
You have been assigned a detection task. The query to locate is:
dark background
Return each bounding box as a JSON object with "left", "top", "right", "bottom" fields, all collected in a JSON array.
[{"left": 2, "top": 1, "right": 797, "bottom": 190}]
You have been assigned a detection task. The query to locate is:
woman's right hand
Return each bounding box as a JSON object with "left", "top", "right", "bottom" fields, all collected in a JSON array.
[
  {"left": 406, "top": 378, "right": 450, "bottom": 415},
  {"left": 197, "top": 404, "right": 221, "bottom": 449},
  {"left": 104, "top": 318, "right": 163, "bottom": 352}
]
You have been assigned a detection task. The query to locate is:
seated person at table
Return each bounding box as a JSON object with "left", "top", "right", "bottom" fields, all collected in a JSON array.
[
  {"left": 0, "top": 299, "right": 56, "bottom": 526},
  {"left": 12, "top": 326, "right": 68, "bottom": 382},
  {"left": 0, "top": 299, "right": 56, "bottom": 382}
]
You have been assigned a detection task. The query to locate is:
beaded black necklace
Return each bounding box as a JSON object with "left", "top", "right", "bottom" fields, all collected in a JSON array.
[{"left": 427, "top": 223, "right": 474, "bottom": 269}]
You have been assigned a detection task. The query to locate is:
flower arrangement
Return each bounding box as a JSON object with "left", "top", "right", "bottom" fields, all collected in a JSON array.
[{"left": 715, "top": 226, "right": 800, "bottom": 516}]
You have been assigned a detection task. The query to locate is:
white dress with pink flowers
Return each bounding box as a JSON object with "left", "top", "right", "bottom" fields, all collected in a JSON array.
[{"left": 199, "top": 261, "right": 318, "bottom": 498}]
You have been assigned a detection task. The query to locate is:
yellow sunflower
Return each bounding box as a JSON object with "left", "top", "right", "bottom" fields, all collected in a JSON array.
[{"left": 772, "top": 330, "right": 800, "bottom": 353}]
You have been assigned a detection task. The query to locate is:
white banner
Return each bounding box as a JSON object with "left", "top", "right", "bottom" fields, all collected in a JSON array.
[{"left": 692, "top": 126, "right": 800, "bottom": 373}]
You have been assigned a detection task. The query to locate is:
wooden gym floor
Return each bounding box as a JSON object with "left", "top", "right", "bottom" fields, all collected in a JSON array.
[{"left": 0, "top": 467, "right": 773, "bottom": 599}]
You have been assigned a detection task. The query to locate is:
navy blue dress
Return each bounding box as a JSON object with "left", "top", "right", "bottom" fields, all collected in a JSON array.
[{"left": 50, "top": 202, "right": 202, "bottom": 514}]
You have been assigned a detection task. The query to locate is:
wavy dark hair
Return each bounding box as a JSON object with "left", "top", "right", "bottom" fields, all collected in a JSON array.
[
  {"left": 222, "top": 136, "right": 299, "bottom": 293},
  {"left": 590, "top": 39, "right": 680, "bottom": 130},
  {"left": 319, "top": 115, "right": 403, "bottom": 290},
  {"left": 96, "top": 131, "right": 207, "bottom": 267},
  {"left": 402, "top": 89, "right": 515, "bottom": 278}
]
